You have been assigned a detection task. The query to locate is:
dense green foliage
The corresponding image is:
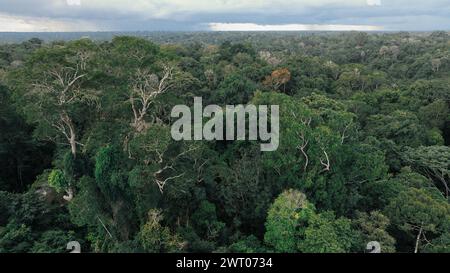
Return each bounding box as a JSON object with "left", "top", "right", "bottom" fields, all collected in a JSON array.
[{"left": 0, "top": 32, "right": 449, "bottom": 253}]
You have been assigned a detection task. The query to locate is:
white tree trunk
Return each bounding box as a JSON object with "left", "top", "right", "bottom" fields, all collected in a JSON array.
[{"left": 414, "top": 225, "right": 423, "bottom": 253}]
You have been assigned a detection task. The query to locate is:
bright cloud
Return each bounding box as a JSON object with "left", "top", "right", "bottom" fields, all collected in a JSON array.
[
  {"left": 0, "top": 13, "right": 97, "bottom": 32},
  {"left": 208, "top": 23, "right": 383, "bottom": 31},
  {"left": 367, "top": 0, "right": 381, "bottom": 6},
  {"left": 66, "top": 0, "right": 81, "bottom": 6}
]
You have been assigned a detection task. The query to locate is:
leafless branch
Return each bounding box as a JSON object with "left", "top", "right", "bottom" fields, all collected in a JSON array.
[
  {"left": 297, "top": 131, "right": 309, "bottom": 172},
  {"left": 130, "top": 64, "right": 174, "bottom": 131},
  {"left": 320, "top": 149, "right": 331, "bottom": 172}
]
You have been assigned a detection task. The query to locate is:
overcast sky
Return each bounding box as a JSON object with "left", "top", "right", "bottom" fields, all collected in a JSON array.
[{"left": 0, "top": 0, "right": 449, "bottom": 32}]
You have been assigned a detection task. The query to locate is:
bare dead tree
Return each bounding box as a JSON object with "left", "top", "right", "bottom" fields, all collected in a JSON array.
[
  {"left": 29, "top": 55, "right": 95, "bottom": 202},
  {"left": 130, "top": 64, "right": 174, "bottom": 132},
  {"left": 154, "top": 171, "right": 186, "bottom": 194},
  {"left": 149, "top": 146, "right": 197, "bottom": 193},
  {"left": 414, "top": 222, "right": 424, "bottom": 254},
  {"left": 295, "top": 116, "right": 312, "bottom": 172},
  {"left": 32, "top": 60, "right": 89, "bottom": 157},
  {"left": 297, "top": 131, "right": 309, "bottom": 172},
  {"left": 320, "top": 149, "right": 331, "bottom": 172}
]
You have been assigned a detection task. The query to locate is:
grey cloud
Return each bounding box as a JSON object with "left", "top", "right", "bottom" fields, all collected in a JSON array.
[{"left": 0, "top": 0, "right": 449, "bottom": 31}]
